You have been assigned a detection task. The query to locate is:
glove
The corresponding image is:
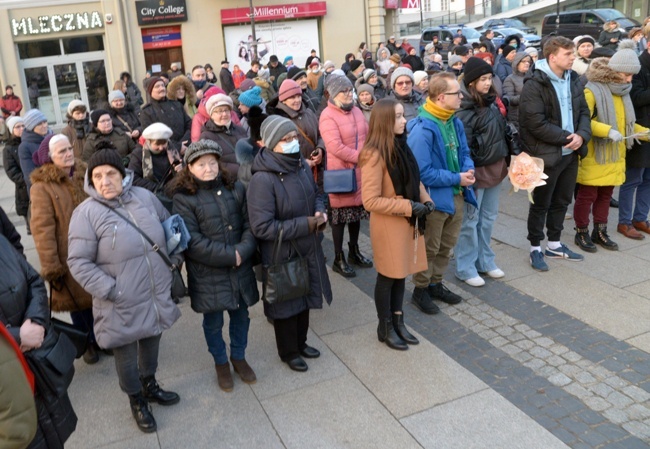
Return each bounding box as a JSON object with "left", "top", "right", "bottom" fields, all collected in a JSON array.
[
  {"left": 411, "top": 201, "right": 427, "bottom": 218},
  {"left": 608, "top": 129, "right": 623, "bottom": 143},
  {"left": 307, "top": 216, "right": 319, "bottom": 233},
  {"left": 424, "top": 201, "right": 435, "bottom": 214}
]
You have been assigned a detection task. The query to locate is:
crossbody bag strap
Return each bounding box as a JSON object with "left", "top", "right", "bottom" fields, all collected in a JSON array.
[
  {"left": 115, "top": 115, "right": 133, "bottom": 133},
  {"left": 96, "top": 201, "right": 177, "bottom": 271}
]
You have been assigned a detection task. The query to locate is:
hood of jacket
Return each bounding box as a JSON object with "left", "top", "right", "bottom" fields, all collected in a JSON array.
[
  {"left": 167, "top": 75, "right": 197, "bottom": 104},
  {"left": 84, "top": 168, "right": 135, "bottom": 204},
  {"left": 504, "top": 34, "right": 522, "bottom": 49},
  {"left": 377, "top": 48, "right": 390, "bottom": 61},
  {"left": 254, "top": 78, "right": 271, "bottom": 89},
  {"left": 251, "top": 147, "right": 302, "bottom": 175},
  {"left": 119, "top": 71, "right": 132, "bottom": 82},
  {"left": 534, "top": 58, "right": 571, "bottom": 84},
  {"left": 586, "top": 57, "right": 624, "bottom": 84},
  {"left": 512, "top": 52, "right": 531, "bottom": 75}
]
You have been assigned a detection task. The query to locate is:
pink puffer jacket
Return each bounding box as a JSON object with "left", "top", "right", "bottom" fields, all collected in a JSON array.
[{"left": 319, "top": 103, "right": 368, "bottom": 208}]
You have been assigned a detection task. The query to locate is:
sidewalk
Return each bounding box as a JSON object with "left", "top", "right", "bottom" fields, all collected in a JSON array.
[{"left": 2, "top": 168, "right": 649, "bottom": 449}]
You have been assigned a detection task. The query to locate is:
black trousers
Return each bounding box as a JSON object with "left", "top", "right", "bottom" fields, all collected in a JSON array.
[
  {"left": 273, "top": 309, "right": 310, "bottom": 361},
  {"left": 527, "top": 152, "right": 578, "bottom": 246},
  {"left": 374, "top": 273, "right": 405, "bottom": 320}
]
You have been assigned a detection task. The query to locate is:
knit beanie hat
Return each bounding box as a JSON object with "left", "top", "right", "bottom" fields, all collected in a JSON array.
[
  {"left": 473, "top": 52, "right": 494, "bottom": 64},
  {"left": 524, "top": 47, "right": 539, "bottom": 57},
  {"left": 574, "top": 35, "right": 595, "bottom": 49},
  {"left": 325, "top": 74, "right": 353, "bottom": 98},
  {"left": 502, "top": 45, "right": 516, "bottom": 59},
  {"left": 6, "top": 116, "right": 23, "bottom": 134},
  {"left": 184, "top": 139, "right": 223, "bottom": 165},
  {"left": 389, "top": 54, "right": 401, "bottom": 64},
  {"left": 24, "top": 109, "right": 47, "bottom": 131},
  {"left": 91, "top": 109, "right": 110, "bottom": 127},
  {"left": 350, "top": 60, "right": 363, "bottom": 72},
  {"left": 453, "top": 45, "right": 469, "bottom": 56},
  {"left": 356, "top": 83, "right": 375, "bottom": 97},
  {"left": 33, "top": 133, "right": 56, "bottom": 166},
  {"left": 269, "top": 55, "right": 279, "bottom": 63},
  {"left": 238, "top": 86, "right": 263, "bottom": 107},
  {"left": 67, "top": 99, "right": 86, "bottom": 115},
  {"left": 205, "top": 94, "right": 233, "bottom": 116},
  {"left": 87, "top": 148, "right": 126, "bottom": 187},
  {"left": 108, "top": 90, "right": 126, "bottom": 104},
  {"left": 448, "top": 55, "right": 464, "bottom": 68},
  {"left": 323, "top": 60, "right": 336, "bottom": 71},
  {"left": 147, "top": 77, "right": 163, "bottom": 97},
  {"left": 363, "top": 69, "right": 377, "bottom": 82},
  {"left": 463, "top": 57, "right": 494, "bottom": 85},
  {"left": 261, "top": 115, "right": 297, "bottom": 151},
  {"left": 590, "top": 47, "right": 616, "bottom": 58},
  {"left": 413, "top": 71, "right": 429, "bottom": 86},
  {"left": 283, "top": 55, "right": 293, "bottom": 65},
  {"left": 608, "top": 40, "right": 642, "bottom": 74},
  {"left": 279, "top": 79, "right": 303, "bottom": 102},
  {"left": 391, "top": 67, "right": 414, "bottom": 89},
  {"left": 239, "top": 79, "right": 256, "bottom": 92},
  {"left": 288, "top": 66, "right": 307, "bottom": 81}
]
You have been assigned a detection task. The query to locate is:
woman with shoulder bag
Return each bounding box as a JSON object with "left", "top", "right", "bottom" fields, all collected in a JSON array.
[
  {"left": 169, "top": 140, "right": 259, "bottom": 392},
  {"left": 247, "top": 116, "right": 332, "bottom": 372},
  {"left": 454, "top": 57, "right": 509, "bottom": 287}
]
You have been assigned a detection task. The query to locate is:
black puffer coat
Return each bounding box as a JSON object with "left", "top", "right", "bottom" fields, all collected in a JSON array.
[
  {"left": 247, "top": 149, "right": 332, "bottom": 320},
  {"left": 139, "top": 97, "right": 192, "bottom": 145},
  {"left": 171, "top": 172, "right": 259, "bottom": 313},
  {"left": 199, "top": 120, "right": 247, "bottom": 175},
  {"left": 456, "top": 84, "right": 509, "bottom": 167},
  {"left": 630, "top": 50, "right": 650, "bottom": 168},
  {"left": 0, "top": 205, "right": 24, "bottom": 254},
  {"left": 81, "top": 127, "right": 136, "bottom": 162},
  {"left": 519, "top": 68, "right": 591, "bottom": 168},
  {"left": 3, "top": 135, "right": 29, "bottom": 216}
]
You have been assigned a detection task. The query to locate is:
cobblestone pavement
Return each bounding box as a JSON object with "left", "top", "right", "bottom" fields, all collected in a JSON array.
[{"left": 328, "top": 225, "right": 650, "bottom": 449}]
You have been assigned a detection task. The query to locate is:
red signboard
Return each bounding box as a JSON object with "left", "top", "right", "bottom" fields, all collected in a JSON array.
[
  {"left": 401, "top": 0, "right": 420, "bottom": 7},
  {"left": 385, "top": 0, "right": 399, "bottom": 9},
  {"left": 141, "top": 26, "right": 182, "bottom": 50},
  {"left": 221, "top": 1, "right": 327, "bottom": 24}
]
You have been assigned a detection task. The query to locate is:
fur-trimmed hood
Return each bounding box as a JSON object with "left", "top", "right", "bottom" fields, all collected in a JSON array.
[
  {"left": 167, "top": 75, "right": 197, "bottom": 104},
  {"left": 586, "top": 57, "right": 624, "bottom": 84},
  {"left": 30, "top": 159, "right": 88, "bottom": 207}
]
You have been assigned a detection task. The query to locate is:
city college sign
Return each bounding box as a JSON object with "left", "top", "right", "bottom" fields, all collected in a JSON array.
[
  {"left": 136, "top": 0, "right": 188, "bottom": 26},
  {"left": 11, "top": 11, "right": 103, "bottom": 36}
]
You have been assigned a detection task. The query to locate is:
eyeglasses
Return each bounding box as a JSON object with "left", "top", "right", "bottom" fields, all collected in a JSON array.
[
  {"left": 395, "top": 80, "right": 413, "bottom": 87},
  {"left": 442, "top": 91, "right": 463, "bottom": 97},
  {"left": 280, "top": 133, "right": 299, "bottom": 143},
  {"left": 98, "top": 118, "right": 112, "bottom": 124},
  {"left": 340, "top": 88, "right": 353, "bottom": 95},
  {"left": 213, "top": 108, "right": 231, "bottom": 115},
  {"left": 13, "top": 124, "right": 25, "bottom": 129}
]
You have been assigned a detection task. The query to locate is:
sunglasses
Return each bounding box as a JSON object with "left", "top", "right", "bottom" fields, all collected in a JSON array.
[{"left": 395, "top": 80, "right": 413, "bottom": 87}]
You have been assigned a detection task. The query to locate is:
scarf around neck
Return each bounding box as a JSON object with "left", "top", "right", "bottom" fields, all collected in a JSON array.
[
  {"left": 585, "top": 80, "right": 635, "bottom": 164},
  {"left": 142, "top": 141, "right": 182, "bottom": 188},
  {"left": 389, "top": 134, "right": 424, "bottom": 233},
  {"left": 422, "top": 98, "right": 454, "bottom": 121}
]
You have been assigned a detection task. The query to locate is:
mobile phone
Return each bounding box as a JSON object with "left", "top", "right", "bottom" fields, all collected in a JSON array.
[{"left": 310, "top": 149, "right": 320, "bottom": 158}]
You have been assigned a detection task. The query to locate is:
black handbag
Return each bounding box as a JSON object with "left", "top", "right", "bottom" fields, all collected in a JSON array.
[
  {"left": 506, "top": 122, "right": 523, "bottom": 156},
  {"left": 97, "top": 203, "right": 187, "bottom": 301},
  {"left": 264, "top": 226, "right": 310, "bottom": 304},
  {"left": 26, "top": 328, "right": 76, "bottom": 398},
  {"left": 49, "top": 283, "right": 89, "bottom": 359},
  {"left": 323, "top": 168, "right": 357, "bottom": 194}
]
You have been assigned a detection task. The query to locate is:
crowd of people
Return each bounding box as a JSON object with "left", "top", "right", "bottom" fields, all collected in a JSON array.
[{"left": 2, "top": 19, "right": 650, "bottom": 446}]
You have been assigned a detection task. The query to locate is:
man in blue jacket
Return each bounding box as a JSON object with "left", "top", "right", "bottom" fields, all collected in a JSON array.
[{"left": 407, "top": 72, "right": 477, "bottom": 315}]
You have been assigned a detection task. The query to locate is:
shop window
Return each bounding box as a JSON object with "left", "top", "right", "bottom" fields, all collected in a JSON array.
[
  {"left": 63, "top": 35, "right": 104, "bottom": 54},
  {"left": 17, "top": 39, "right": 61, "bottom": 59}
]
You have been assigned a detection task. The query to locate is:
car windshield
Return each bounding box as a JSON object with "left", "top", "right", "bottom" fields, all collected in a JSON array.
[
  {"left": 497, "top": 28, "right": 525, "bottom": 36},
  {"left": 508, "top": 19, "right": 528, "bottom": 28},
  {"left": 462, "top": 27, "right": 481, "bottom": 38},
  {"left": 597, "top": 9, "right": 627, "bottom": 21}
]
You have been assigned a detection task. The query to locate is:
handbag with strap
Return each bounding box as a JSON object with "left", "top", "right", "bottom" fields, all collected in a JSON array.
[
  {"left": 97, "top": 202, "right": 187, "bottom": 301},
  {"left": 49, "top": 284, "right": 89, "bottom": 359},
  {"left": 263, "top": 226, "right": 310, "bottom": 304},
  {"left": 323, "top": 131, "right": 358, "bottom": 194}
]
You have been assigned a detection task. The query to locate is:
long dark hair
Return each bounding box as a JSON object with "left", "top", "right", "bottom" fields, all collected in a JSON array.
[
  {"left": 465, "top": 75, "right": 496, "bottom": 108},
  {"left": 359, "top": 98, "right": 399, "bottom": 168}
]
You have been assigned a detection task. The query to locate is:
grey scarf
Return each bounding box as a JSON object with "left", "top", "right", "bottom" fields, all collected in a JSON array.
[{"left": 585, "top": 80, "right": 635, "bottom": 164}]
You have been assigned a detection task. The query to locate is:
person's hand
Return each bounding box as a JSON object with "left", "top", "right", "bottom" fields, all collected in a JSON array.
[
  {"left": 180, "top": 141, "right": 188, "bottom": 155},
  {"left": 607, "top": 129, "right": 623, "bottom": 143},
  {"left": 411, "top": 201, "right": 428, "bottom": 218},
  {"left": 19, "top": 319, "right": 45, "bottom": 352},
  {"left": 173, "top": 161, "right": 183, "bottom": 173},
  {"left": 306, "top": 158, "right": 316, "bottom": 168},
  {"left": 565, "top": 133, "right": 584, "bottom": 150},
  {"left": 235, "top": 250, "right": 242, "bottom": 267},
  {"left": 311, "top": 148, "right": 323, "bottom": 165},
  {"left": 424, "top": 201, "right": 435, "bottom": 214},
  {"left": 460, "top": 170, "right": 475, "bottom": 186},
  {"left": 132, "top": 130, "right": 140, "bottom": 139},
  {"left": 611, "top": 38, "right": 618, "bottom": 43},
  {"left": 196, "top": 90, "right": 204, "bottom": 100},
  {"left": 307, "top": 216, "right": 319, "bottom": 233}
]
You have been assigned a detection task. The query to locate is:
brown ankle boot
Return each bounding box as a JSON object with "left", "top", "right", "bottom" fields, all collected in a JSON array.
[
  {"left": 215, "top": 362, "right": 233, "bottom": 392},
  {"left": 230, "top": 358, "right": 257, "bottom": 384}
]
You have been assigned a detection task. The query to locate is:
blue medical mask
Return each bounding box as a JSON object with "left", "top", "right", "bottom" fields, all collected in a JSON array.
[{"left": 281, "top": 139, "right": 300, "bottom": 154}]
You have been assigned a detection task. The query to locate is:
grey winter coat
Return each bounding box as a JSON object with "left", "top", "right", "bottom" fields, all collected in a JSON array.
[
  {"left": 503, "top": 52, "right": 530, "bottom": 126},
  {"left": 67, "top": 171, "right": 181, "bottom": 349},
  {"left": 247, "top": 149, "right": 332, "bottom": 320},
  {"left": 171, "top": 174, "right": 259, "bottom": 313},
  {"left": 386, "top": 89, "right": 425, "bottom": 123}
]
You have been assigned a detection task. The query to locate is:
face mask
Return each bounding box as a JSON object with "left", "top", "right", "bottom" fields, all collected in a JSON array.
[
  {"left": 281, "top": 139, "right": 300, "bottom": 154},
  {"left": 312, "top": 68, "right": 320, "bottom": 73},
  {"left": 193, "top": 79, "right": 206, "bottom": 90}
]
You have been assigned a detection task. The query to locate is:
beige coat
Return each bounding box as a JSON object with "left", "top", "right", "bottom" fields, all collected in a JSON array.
[{"left": 361, "top": 150, "right": 431, "bottom": 279}]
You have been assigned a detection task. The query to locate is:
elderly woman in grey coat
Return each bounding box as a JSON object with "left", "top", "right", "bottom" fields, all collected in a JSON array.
[
  {"left": 503, "top": 52, "right": 533, "bottom": 130},
  {"left": 67, "top": 149, "right": 181, "bottom": 434}
]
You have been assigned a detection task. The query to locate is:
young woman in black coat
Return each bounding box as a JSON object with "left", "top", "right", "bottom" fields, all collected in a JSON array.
[{"left": 169, "top": 140, "right": 259, "bottom": 392}]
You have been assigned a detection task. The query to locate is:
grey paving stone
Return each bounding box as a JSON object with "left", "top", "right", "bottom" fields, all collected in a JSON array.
[
  {"left": 529, "top": 346, "right": 553, "bottom": 359},
  {"left": 548, "top": 373, "right": 572, "bottom": 387},
  {"left": 607, "top": 390, "right": 635, "bottom": 408},
  {"left": 623, "top": 421, "right": 650, "bottom": 440},
  {"left": 626, "top": 404, "right": 650, "bottom": 421},
  {"left": 574, "top": 371, "right": 597, "bottom": 385},
  {"left": 584, "top": 395, "right": 612, "bottom": 412},
  {"left": 603, "top": 407, "right": 632, "bottom": 425},
  {"left": 546, "top": 355, "right": 567, "bottom": 367},
  {"left": 523, "top": 358, "right": 546, "bottom": 370},
  {"left": 515, "top": 339, "right": 536, "bottom": 350}
]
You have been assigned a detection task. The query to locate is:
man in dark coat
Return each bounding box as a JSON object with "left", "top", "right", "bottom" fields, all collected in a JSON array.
[
  {"left": 139, "top": 77, "right": 192, "bottom": 147},
  {"left": 480, "top": 29, "right": 497, "bottom": 56},
  {"left": 0, "top": 205, "right": 23, "bottom": 254},
  {"left": 120, "top": 71, "right": 144, "bottom": 109},
  {"left": 622, "top": 39, "right": 650, "bottom": 239},
  {"left": 219, "top": 60, "right": 236, "bottom": 95},
  {"left": 268, "top": 55, "right": 287, "bottom": 90},
  {"left": 519, "top": 36, "right": 592, "bottom": 271}
]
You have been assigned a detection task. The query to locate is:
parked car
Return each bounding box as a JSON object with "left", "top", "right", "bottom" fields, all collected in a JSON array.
[
  {"left": 419, "top": 25, "right": 481, "bottom": 61},
  {"left": 482, "top": 18, "right": 537, "bottom": 35},
  {"left": 541, "top": 9, "right": 640, "bottom": 40},
  {"left": 491, "top": 27, "right": 542, "bottom": 49}
]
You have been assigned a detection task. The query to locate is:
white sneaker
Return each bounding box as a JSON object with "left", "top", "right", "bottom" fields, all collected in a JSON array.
[
  {"left": 486, "top": 268, "right": 505, "bottom": 279},
  {"left": 464, "top": 276, "right": 485, "bottom": 287}
]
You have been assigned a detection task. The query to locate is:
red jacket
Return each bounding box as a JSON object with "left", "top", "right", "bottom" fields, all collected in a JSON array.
[{"left": 0, "top": 94, "right": 23, "bottom": 118}]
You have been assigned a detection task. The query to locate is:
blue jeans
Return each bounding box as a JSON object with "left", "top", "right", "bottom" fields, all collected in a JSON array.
[
  {"left": 202, "top": 304, "right": 250, "bottom": 365},
  {"left": 619, "top": 167, "right": 650, "bottom": 225},
  {"left": 454, "top": 185, "right": 501, "bottom": 280}
]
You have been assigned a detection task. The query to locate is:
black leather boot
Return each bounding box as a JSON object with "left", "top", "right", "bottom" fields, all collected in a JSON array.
[
  {"left": 377, "top": 318, "right": 408, "bottom": 350},
  {"left": 412, "top": 287, "right": 440, "bottom": 315},
  {"left": 332, "top": 252, "right": 356, "bottom": 278},
  {"left": 392, "top": 313, "right": 419, "bottom": 345},
  {"left": 348, "top": 243, "right": 373, "bottom": 268},
  {"left": 574, "top": 226, "right": 597, "bottom": 253},
  {"left": 592, "top": 223, "right": 618, "bottom": 251},
  {"left": 141, "top": 375, "right": 180, "bottom": 405},
  {"left": 129, "top": 393, "right": 157, "bottom": 433}
]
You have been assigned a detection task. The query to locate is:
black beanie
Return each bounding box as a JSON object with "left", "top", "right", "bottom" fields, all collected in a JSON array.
[
  {"left": 90, "top": 109, "right": 110, "bottom": 127},
  {"left": 288, "top": 66, "right": 307, "bottom": 80},
  {"left": 350, "top": 60, "right": 363, "bottom": 72},
  {"left": 87, "top": 148, "right": 126, "bottom": 188},
  {"left": 453, "top": 45, "right": 469, "bottom": 56},
  {"left": 463, "top": 57, "right": 494, "bottom": 85},
  {"left": 502, "top": 45, "right": 516, "bottom": 59}
]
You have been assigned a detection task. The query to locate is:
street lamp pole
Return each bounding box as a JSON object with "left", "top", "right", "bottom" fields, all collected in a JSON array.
[
  {"left": 249, "top": 0, "right": 258, "bottom": 60},
  {"left": 420, "top": 0, "right": 424, "bottom": 31}
]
